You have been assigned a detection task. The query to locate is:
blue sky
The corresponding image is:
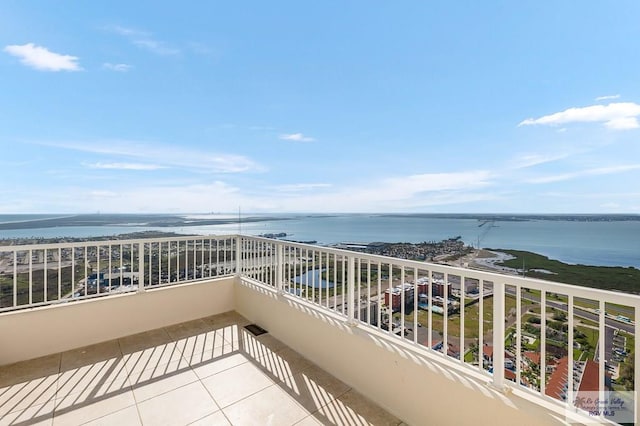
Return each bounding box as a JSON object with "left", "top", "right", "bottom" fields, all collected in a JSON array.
[{"left": 2, "top": 2, "right": 640, "bottom": 214}]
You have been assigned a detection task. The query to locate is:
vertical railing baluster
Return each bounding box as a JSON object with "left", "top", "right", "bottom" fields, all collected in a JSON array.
[
  {"left": 567, "top": 294, "right": 574, "bottom": 410},
  {"left": 138, "top": 242, "right": 144, "bottom": 291},
  {"left": 377, "top": 263, "right": 382, "bottom": 329},
  {"left": 516, "top": 285, "right": 522, "bottom": 386},
  {"left": 388, "top": 264, "right": 393, "bottom": 335},
  {"left": 108, "top": 244, "right": 112, "bottom": 293},
  {"left": 276, "top": 243, "right": 283, "bottom": 293},
  {"left": 29, "top": 249, "right": 33, "bottom": 304},
  {"left": 44, "top": 249, "right": 48, "bottom": 302},
  {"left": 492, "top": 281, "right": 506, "bottom": 390},
  {"left": 400, "top": 266, "right": 405, "bottom": 338},
  {"left": 235, "top": 235, "right": 244, "bottom": 276},
  {"left": 148, "top": 243, "right": 152, "bottom": 286},
  {"left": 443, "top": 273, "right": 448, "bottom": 354},
  {"left": 459, "top": 276, "right": 464, "bottom": 361},
  {"left": 192, "top": 239, "right": 196, "bottom": 280},
  {"left": 428, "top": 270, "right": 433, "bottom": 348},
  {"left": 541, "top": 291, "right": 546, "bottom": 394},
  {"left": 368, "top": 261, "right": 372, "bottom": 326},
  {"left": 13, "top": 251, "right": 17, "bottom": 307},
  {"left": 634, "top": 311, "right": 639, "bottom": 426},
  {"left": 341, "top": 256, "right": 346, "bottom": 315},
  {"left": 347, "top": 256, "right": 356, "bottom": 325},
  {"left": 598, "top": 300, "right": 606, "bottom": 405},
  {"left": 72, "top": 247, "right": 75, "bottom": 299},
  {"left": 478, "top": 279, "right": 484, "bottom": 372},
  {"left": 57, "top": 247, "right": 62, "bottom": 300}
]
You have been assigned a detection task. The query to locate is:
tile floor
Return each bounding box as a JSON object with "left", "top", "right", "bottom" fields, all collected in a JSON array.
[{"left": 0, "top": 311, "right": 404, "bottom": 425}]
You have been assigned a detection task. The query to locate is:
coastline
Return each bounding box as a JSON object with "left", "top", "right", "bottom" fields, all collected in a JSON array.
[{"left": 0, "top": 213, "right": 638, "bottom": 269}]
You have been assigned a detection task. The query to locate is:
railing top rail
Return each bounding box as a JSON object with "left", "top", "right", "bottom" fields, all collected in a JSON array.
[
  {"left": 239, "top": 235, "right": 640, "bottom": 305},
  {"left": 1, "top": 233, "right": 637, "bottom": 305},
  {"left": 0, "top": 234, "right": 238, "bottom": 252}
]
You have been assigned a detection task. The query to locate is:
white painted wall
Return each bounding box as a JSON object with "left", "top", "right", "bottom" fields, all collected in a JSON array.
[
  {"left": 235, "top": 278, "right": 568, "bottom": 426},
  {"left": 0, "top": 277, "right": 234, "bottom": 366}
]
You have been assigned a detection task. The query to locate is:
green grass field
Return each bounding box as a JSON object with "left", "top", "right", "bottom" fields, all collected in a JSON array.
[{"left": 491, "top": 249, "right": 640, "bottom": 294}]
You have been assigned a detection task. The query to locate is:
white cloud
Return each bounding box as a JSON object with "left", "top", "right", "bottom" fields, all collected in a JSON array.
[
  {"left": 510, "top": 153, "right": 569, "bottom": 169},
  {"left": 86, "top": 162, "right": 164, "bottom": 170},
  {"left": 273, "top": 183, "right": 332, "bottom": 192},
  {"left": 89, "top": 190, "right": 118, "bottom": 197},
  {"left": 595, "top": 94, "right": 620, "bottom": 101},
  {"left": 600, "top": 202, "right": 620, "bottom": 209},
  {"left": 604, "top": 117, "right": 638, "bottom": 130},
  {"left": 103, "top": 63, "right": 132, "bottom": 72},
  {"left": 255, "top": 171, "right": 494, "bottom": 212},
  {"left": 4, "top": 43, "right": 82, "bottom": 71},
  {"left": 519, "top": 102, "right": 640, "bottom": 131},
  {"left": 527, "top": 164, "right": 640, "bottom": 184},
  {"left": 37, "top": 139, "right": 262, "bottom": 173},
  {"left": 109, "top": 26, "right": 150, "bottom": 37},
  {"left": 279, "top": 133, "right": 315, "bottom": 142},
  {"left": 133, "top": 39, "right": 180, "bottom": 56},
  {"left": 3, "top": 167, "right": 500, "bottom": 213},
  {"left": 107, "top": 25, "right": 180, "bottom": 56}
]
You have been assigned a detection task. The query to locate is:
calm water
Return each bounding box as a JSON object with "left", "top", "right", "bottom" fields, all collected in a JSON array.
[
  {"left": 1, "top": 214, "right": 638, "bottom": 268},
  {"left": 228, "top": 215, "right": 640, "bottom": 268}
]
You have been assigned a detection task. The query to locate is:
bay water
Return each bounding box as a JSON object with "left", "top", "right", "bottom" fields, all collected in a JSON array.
[{"left": 0, "top": 214, "right": 638, "bottom": 269}]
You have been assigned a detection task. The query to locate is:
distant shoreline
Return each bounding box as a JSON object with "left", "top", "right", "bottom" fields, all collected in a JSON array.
[
  {"left": 0, "top": 213, "right": 289, "bottom": 231},
  {"left": 1, "top": 212, "right": 639, "bottom": 231}
]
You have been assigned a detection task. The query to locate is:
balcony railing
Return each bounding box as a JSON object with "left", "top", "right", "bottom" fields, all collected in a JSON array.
[
  {"left": 0, "top": 235, "right": 237, "bottom": 311},
  {"left": 1, "top": 234, "right": 638, "bottom": 424}
]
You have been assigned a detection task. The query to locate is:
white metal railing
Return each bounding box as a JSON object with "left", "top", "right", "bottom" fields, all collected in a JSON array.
[
  {"left": 238, "top": 235, "right": 639, "bottom": 424},
  {"left": 0, "top": 235, "right": 237, "bottom": 312},
  {"left": 1, "top": 234, "right": 638, "bottom": 423}
]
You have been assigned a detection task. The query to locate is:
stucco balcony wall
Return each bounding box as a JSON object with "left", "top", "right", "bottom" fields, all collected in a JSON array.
[
  {"left": 235, "top": 277, "right": 569, "bottom": 426},
  {"left": 0, "top": 277, "right": 235, "bottom": 366}
]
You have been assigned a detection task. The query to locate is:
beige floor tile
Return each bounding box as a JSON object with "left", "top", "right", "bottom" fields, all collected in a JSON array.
[
  {"left": 285, "top": 365, "right": 350, "bottom": 414},
  {"left": 82, "top": 405, "right": 141, "bottom": 426},
  {"left": 164, "top": 318, "right": 215, "bottom": 340},
  {"left": 188, "top": 410, "right": 232, "bottom": 425},
  {"left": 202, "top": 311, "right": 250, "bottom": 328},
  {"left": 176, "top": 332, "right": 230, "bottom": 364},
  {"left": 0, "top": 354, "right": 60, "bottom": 386},
  {"left": 0, "top": 400, "right": 55, "bottom": 426},
  {"left": 127, "top": 358, "right": 187, "bottom": 386},
  {"left": 190, "top": 351, "right": 248, "bottom": 380},
  {"left": 255, "top": 347, "right": 315, "bottom": 383},
  {"left": 293, "top": 415, "right": 325, "bottom": 426},
  {"left": 0, "top": 374, "right": 58, "bottom": 417},
  {"left": 137, "top": 382, "right": 219, "bottom": 425},
  {"left": 222, "top": 384, "right": 309, "bottom": 426},
  {"left": 1, "top": 311, "right": 399, "bottom": 426},
  {"left": 217, "top": 324, "right": 244, "bottom": 345},
  {"left": 59, "top": 340, "right": 122, "bottom": 372},
  {"left": 311, "top": 389, "right": 401, "bottom": 426},
  {"left": 118, "top": 328, "right": 174, "bottom": 354},
  {"left": 130, "top": 360, "right": 199, "bottom": 402},
  {"left": 53, "top": 390, "right": 136, "bottom": 426},
  {"left": 184, "top": 342, "right": 239, "bottom": 368},
  {"left": 56, "top": 358, "right": 130, "bottom": 400},
  {"left": 201, "top": 362, "right": 274, "bottom": 408},
  {"left": 121, "top": 341, "right": 187, "bottom": 375},
  {"left": 240, "top": 333, "right": 287, "bottom": 361}
]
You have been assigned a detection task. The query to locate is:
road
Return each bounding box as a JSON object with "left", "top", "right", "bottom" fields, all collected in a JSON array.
[{"left": 505, "top": 287, "right": 635, "bottom": 334}]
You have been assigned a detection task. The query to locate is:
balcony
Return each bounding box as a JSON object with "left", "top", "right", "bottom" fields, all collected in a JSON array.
[
  {"left": 1, "top": 235, "right": 638, "bottom": 425},
  {"left": 0, "top": 310, "right": 402, "bottom": 425}
]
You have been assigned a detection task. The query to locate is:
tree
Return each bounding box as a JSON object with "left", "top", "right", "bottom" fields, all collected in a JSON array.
[{"left": 619, "top": 353, "right": 635, "bottom": 390}]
